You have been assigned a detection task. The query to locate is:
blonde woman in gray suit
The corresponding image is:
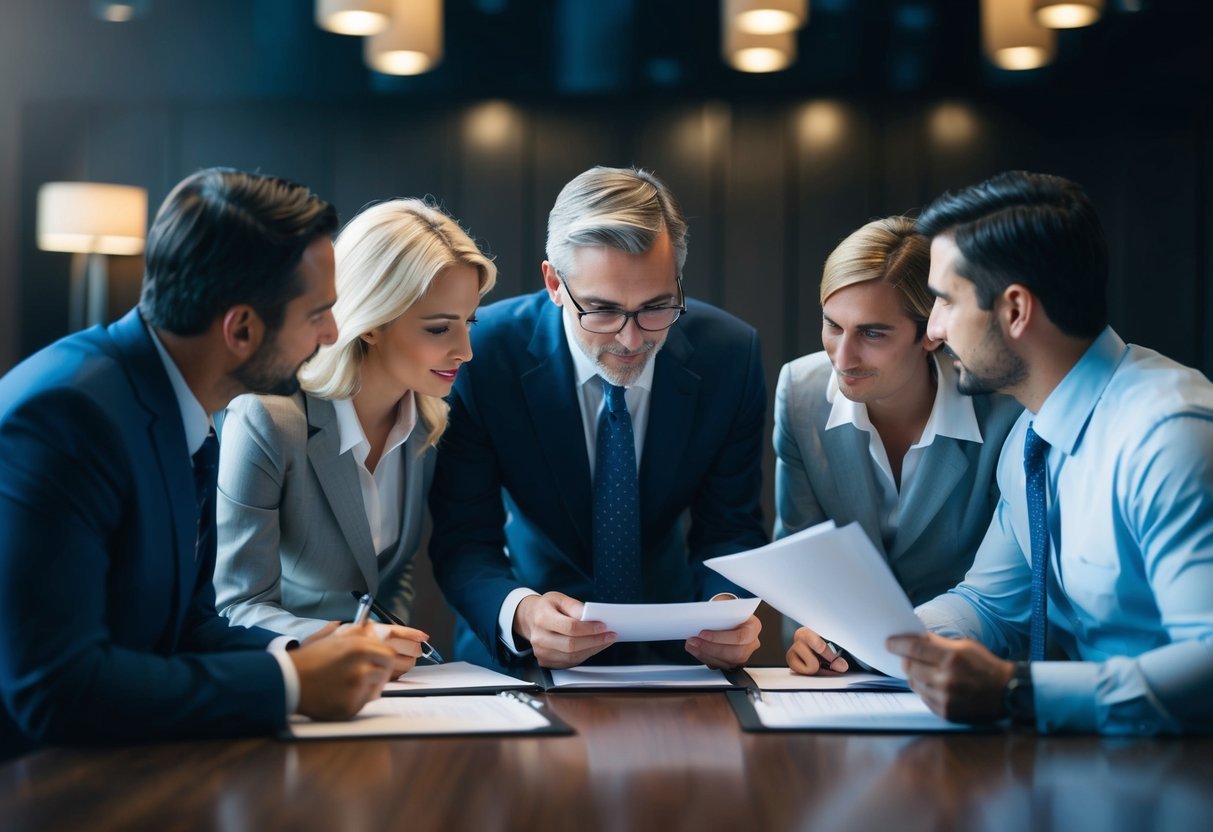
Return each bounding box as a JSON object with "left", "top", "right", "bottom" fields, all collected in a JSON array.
[
  {"left": 215, "top": 199, "right": 496, "bottom": 674},
  {"left": 777, "top": 216, "right": 1021, "bottom": 676}
]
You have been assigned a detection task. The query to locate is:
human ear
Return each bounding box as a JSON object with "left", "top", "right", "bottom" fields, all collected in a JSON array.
[
  {"left": 541, "top": 261, "right": 562, "bottom": 306},
  {"left": 221, "top": 305, "right": 264, "bottom": 359}
]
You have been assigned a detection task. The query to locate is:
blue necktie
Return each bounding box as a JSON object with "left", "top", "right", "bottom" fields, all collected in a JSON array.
[
  {"left": 1024, "top": 425, "right": 1050, "bottom": 661},
  {"left": 592, "top": 380, "right": 642, "bottom": 603},
  {"left": 193, "top": 429, "right": 219, "bottom": 562}
]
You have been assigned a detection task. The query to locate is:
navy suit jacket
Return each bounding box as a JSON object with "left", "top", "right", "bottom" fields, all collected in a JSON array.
[
  {"left": 429, "top": 291, "right": 768, "bottom": 667},
  {"left": 0, "top": 309, "right": 285, "bottom": 759}
]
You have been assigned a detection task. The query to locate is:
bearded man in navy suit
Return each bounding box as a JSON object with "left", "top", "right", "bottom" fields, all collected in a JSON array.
[
  {"left": 0, "top": 168, "right": 399, "bottom": 760},
  {"left": 430, "top": 166, "right": 767, "bottom": 670}
]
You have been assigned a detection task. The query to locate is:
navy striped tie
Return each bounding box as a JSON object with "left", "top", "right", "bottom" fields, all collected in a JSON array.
[
  {"left": 592, "top": 380, "right": 642, "bottom": 603},
  {"left": 1024, "top": 425, "right": 1050, "bottom": 661}
]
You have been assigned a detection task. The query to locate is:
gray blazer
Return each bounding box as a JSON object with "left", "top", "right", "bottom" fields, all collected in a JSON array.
[
  {"left": 214, "top": 391, "right": 435, "bottom": 639},
  {"left": 774, "top": 352, "right": 1022, "bottom": 606}
]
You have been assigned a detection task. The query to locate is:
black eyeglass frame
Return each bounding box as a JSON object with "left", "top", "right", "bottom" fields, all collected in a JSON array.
[{"left": 557, "top": 271, "right": 687, "bottom": 334}]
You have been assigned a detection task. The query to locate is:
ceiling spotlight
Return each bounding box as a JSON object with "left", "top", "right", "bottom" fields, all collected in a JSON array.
[
  {"left": 315, "top": 0, "right": 391, "bottom": 36},
  {"left": 728, "top": 0, "right": 808, "bottom": 35},
  {"left": 91, "top": 0, "right": 149, "bottom": 23},
  {"left": 1033, "top": 0, "right": 1105, "bottom": 29},
  {"left": 365, "top": 0, "right": 443, "bottom": 75},
  {"left": 982, "top": 0, "right": 1056, "bottom": 71}
]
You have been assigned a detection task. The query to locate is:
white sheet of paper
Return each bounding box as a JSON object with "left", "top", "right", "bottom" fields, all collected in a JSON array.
[
  {"left": 549, "top": 664, "right": 733, "bottom": 689},
  {"left": 383, "top": 661, "right": 533, "bottom": 695},
  {"left": 704, "top": 521, "right": 924, "bottom": 678},
  {"left": 744, "top": 667, "right": 910, "bottom": 692},
  {"left": 751, "top": 690, "right": 969, "bottom": 732},
  {"left": 579, "top": 597, "right": 760, "bottom": 642},
  {"left": 287, "top": 694, "right": 549, "bottom": 739}
]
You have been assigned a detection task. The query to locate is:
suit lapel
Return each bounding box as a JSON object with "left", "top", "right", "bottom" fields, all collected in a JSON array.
[
  {"left": 522, "top": 305, "right": 593, "bottom": 558},
  {"left": 639, "top": 328, "right": 697, "bottom": 528},
  {"left": 383, "top": 427, "right": 430, "bottom": 566},
  {"left": 304, "top": 395, "right": 379, "bottom": 592},
  {"left": 108, "top": 310, "right": 199, "bottom": 645},
  {"left": 822, "top": 424, "right": 886, "bottom": 555},
  {"left": 892, "top": 438, "right": 969, "bottom": 559}
]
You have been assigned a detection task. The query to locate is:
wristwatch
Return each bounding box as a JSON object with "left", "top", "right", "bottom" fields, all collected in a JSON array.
[{"left": 1002, "top": 661, "right": 1035, "bottom": 728}]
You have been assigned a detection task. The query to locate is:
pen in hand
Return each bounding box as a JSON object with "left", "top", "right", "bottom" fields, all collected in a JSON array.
[
  {"left": 349, "top": 591, "right": 445, "bottom": 664},
  {"left": 352, "top": 592, "right": 373, "bottom": 627}
]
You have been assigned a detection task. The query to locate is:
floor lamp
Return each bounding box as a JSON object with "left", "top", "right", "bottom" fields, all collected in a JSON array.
[{"left": 36, "top": 181, "right": 148, "bottom": 331}]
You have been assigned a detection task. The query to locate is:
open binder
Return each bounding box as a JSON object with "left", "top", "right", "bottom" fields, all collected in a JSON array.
[{"left": 284, "top": 691, "right": 573, "bottom": 740}]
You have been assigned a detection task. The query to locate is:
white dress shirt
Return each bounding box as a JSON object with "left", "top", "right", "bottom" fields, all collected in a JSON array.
[
  {"left": 331, "top": 393, "right": 416, "bottom": 558},
  {"left": 146, "top": 324, "right": 300, "bottom": 714},
  {"left": 496, "top": 310, "right": 658, "bottom": 653},
  {"left": 823, "top": 355, "right": 983, "bottom": 552}
]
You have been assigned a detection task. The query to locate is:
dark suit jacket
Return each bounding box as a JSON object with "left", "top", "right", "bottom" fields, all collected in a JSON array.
[
  {"left": 428, "top": 291, "right": 768, "bottom": 668},
  {"left": 0, "top": 309, "right": 285, "bottom": 759}
]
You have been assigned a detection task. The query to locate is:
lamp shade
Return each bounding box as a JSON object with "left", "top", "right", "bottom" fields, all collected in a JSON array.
[
  {"left": 37, "top": 182, "right": 147, "bottom": 256},
  {"left": 315, "top": 0, "right": 391, "bottom": 36},
  {"left": 723, "top": 2, "right": 796, "bottom": 73},
  {"left": 1033, "top": 0, "right": 1104, "bottom": 29},
  {"left": 365, "top": 0, "right": 443, "bottom": 75},
  {"left": 727, "top": 0, "right": 808, "bottom": 35},
  {"left": 981, "top": 0, "right": 1057, "bottom": 71}
]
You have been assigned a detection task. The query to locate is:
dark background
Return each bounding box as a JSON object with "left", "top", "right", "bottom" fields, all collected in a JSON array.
[{"left": 2, "top": 0, "right": 1210, "bottom": 660}]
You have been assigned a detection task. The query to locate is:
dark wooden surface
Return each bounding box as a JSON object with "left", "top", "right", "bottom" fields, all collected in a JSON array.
[{"left": 2, "top": 691, "right": 1212, "bottom": 832}]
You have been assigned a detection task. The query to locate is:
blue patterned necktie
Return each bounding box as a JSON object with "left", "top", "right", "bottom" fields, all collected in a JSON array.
[
  {"left": 592, "top": 380, "right": 642, "bottom": 603},
  {"left": 193, "top": 429, "right": 219, "bottom": 562},
  {"left": 1024, "top": 425, "right": 1050, "bottom": 661}
]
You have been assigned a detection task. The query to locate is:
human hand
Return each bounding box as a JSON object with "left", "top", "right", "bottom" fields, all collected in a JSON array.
[
  {"left": 513, "top": 591, "right": 616, "bottom": 668},
  {"left": 289, "top": 622, "right": 396, "bottom": 720},
  {"left": 886, "top": 632, "right": 1015, "bottom": 723},
  {"left": 685, "top": 608, "right": 762, "bottom": 669},
  {"left": 786, "top": 626, "right": 849, "bottom": 675}
]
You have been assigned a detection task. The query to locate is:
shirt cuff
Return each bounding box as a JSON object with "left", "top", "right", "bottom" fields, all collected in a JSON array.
[
  {"left": 498, "top": 587, "right": 540, "bottom": 656},
  {"left": 1029, "top": 660, "right": 1099, "bottom": 733},
  {"left": 268, "top": 635, "right": 301, "bottom": 715}
]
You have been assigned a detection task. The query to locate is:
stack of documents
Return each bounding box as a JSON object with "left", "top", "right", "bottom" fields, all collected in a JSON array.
[
  {"left": 544, "top": 664, "right": 741, "bottom": 691},
  {"left": 287, "top": 692, "right": 572, "bottom": 739},
  {"left": 383, "top": 661, "right": 538, "bottom": 696},
  {"left": 579, "top": 598, "right": 760, "bottom": 641},
  {"left": 730, "top": 689, "right": 972, "bottom": 733}
]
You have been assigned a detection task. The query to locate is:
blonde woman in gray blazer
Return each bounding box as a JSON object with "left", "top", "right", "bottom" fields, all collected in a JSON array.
[
  {"left": 779, "top": 217, "right": 1021, "bottom": 675},
  {"left": 215, "top": 199, "right": 497, "bottom": 649}
]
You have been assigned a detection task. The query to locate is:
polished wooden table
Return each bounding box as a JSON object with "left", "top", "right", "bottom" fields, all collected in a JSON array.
[{"left": 2, "top": 691, "right": 1212, "bottom": 831}]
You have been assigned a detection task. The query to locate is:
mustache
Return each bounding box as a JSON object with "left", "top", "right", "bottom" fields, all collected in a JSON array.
[{"left": 601, "top": 342, "right": 656, "bottom": 357}]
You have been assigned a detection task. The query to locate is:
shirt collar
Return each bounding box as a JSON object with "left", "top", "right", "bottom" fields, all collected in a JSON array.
[
  {"left": 331, "top": 393, "right": 417, "bottom": 462},
  {"left": 1031, "top": 326, "right": 1125, "bottom": 455},
  {"left": 561, "top": 307, "right": 657, "bottom": 392},
  {"left": 824, "top": 353, "right": 983, "bottom": 445},
  {"left": 146, "top": 318, "right": 211, "bottom": 456}
]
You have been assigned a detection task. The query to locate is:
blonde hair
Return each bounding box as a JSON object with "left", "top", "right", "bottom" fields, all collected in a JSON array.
[
  {"left": 819, "top": 216, "right": 932, "bottom": 337},
  {"left": 299, "top": 199, "right": 496, "bottom": 449}
]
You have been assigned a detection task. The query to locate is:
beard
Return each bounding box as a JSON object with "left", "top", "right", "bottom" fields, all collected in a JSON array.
[
  {"left": 950, "top": 318, "right": 1026, "bottom": 396},
  {"left": 576, "top": 336, "right": 662, "bottom": 387},
  {"left": 232, "top": 333, "right": 317, "bottom": 397}
]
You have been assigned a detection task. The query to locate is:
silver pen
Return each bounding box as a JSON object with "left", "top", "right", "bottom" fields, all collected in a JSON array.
[{"left": 352, "top": 592, "right": 373, "bottom": 626}]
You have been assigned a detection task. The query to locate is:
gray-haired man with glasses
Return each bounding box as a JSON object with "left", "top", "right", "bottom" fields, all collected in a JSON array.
[{"left": 429, "top": 166, "right": 768, "bottom": 670}]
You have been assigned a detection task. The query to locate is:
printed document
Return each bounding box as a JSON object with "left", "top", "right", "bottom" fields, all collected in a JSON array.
[
  {"left": 579, "top": 597, "right": 760, "bottom": 642},
  {"left": 704, "top": 521, "right": 923, "bottom": 677}
]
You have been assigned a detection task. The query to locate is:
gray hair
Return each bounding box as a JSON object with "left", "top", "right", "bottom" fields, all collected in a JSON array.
[{"left": 545, "top": 166, "right": 688, "bottom": 279}]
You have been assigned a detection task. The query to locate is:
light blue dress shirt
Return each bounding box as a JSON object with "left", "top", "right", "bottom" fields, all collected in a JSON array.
[{"left": 917, "top": 328, "right": 1213, "bottom": 734}]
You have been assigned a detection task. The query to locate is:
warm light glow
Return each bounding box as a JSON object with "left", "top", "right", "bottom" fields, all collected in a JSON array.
[
  {"left": 981, "top": 0, "right": 1056, "bottom": 71},
  {"left": 464, "top": 101, "right": 522, "bottom": 150},
  {"left": 728, "top": 0, "right": 808, "bottom": 35},
  {"left": 734, "top": 46, "right": 792, "bottom": 72},
  {"left": 797, "top": 101, "right": 846, "bottom": 148},
  {"left": 929, "top": 103, "right": 979, "bottom": 145},
  {"left": 737, "top": 10, "right": 797, "bottom": 34},
  {"left": 37, "top": 182, "right": 148, "bottom": 256},
  {"left": 102, "top": 4, "right": 134, "bottom": 22},
  {"left": 369, "top": 50, "right": 433, "bottom": 75},
  {"left": 994, "top": 45, "right": 1051, "bottom": 70},
  {"left": 315, "top": 0, "right": 391, "bottom": 36},
  {"left": 1034, "top": 0, "right": 1104, "bottom": 29},
  {"left": 365, "top": 0, "right": 443, "bottom": 75}
]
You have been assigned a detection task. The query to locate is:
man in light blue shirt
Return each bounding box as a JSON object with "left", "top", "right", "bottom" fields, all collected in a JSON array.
[{"left": 886, "top": 171, "right": 1213, "bottom": 734}]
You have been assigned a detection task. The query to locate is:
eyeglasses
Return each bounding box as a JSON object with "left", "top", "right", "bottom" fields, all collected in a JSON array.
[{"left": 558, "top": 272, "right": 686, "bottom": 334}]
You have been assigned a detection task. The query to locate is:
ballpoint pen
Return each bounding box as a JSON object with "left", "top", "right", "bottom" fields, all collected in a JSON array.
[
  {"left": 348, "top": 590, "right": 445, "bottom": 664},
  {"left": 352, "top": 592, "right": 373, "bottom": 626}
]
